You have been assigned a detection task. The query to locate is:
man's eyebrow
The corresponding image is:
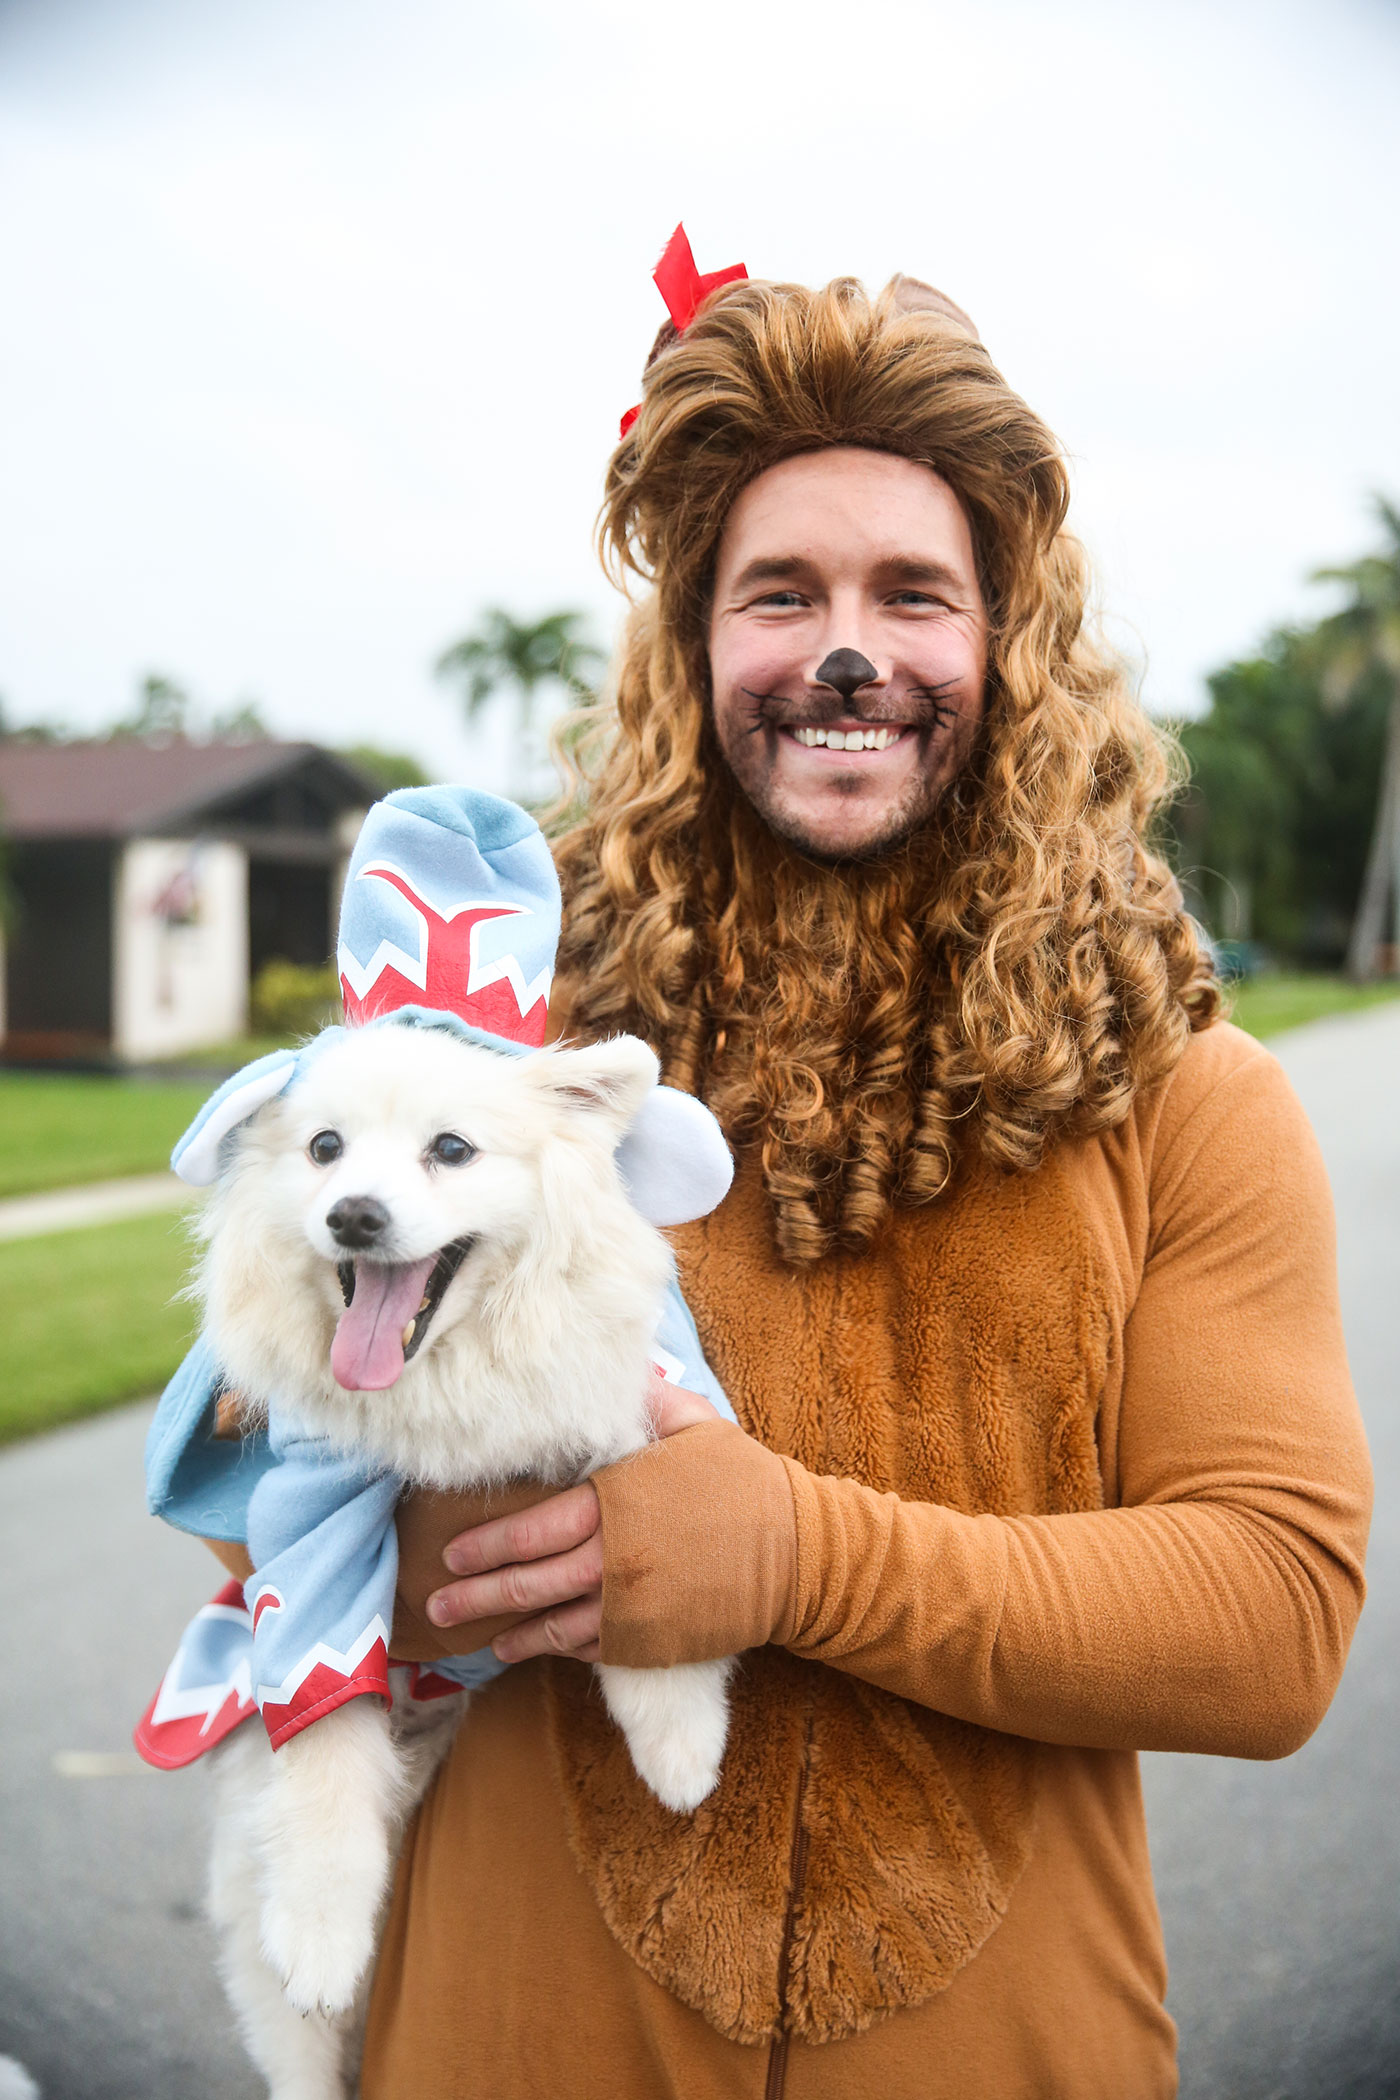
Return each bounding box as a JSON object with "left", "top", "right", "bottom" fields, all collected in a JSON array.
[
  {"left": 872, "top": 556, "right": 968, "bottom": 591},
  {"left": 725, "top": 554, "right": 973, "bottom": 596},
  {"left": 726, "top": 556, "right": 816, "bottom": 594}
]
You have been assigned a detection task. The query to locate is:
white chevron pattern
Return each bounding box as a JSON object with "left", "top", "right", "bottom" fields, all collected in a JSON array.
[
  {"left": 337, "top": 858, "right": 552, "bottom": 1020},
  {"left": 254, "top": 1612, "right": 392, "bottom": 1712},
  {"left": 147, "top": 1600, "right": 254, "bottom": 1733}
]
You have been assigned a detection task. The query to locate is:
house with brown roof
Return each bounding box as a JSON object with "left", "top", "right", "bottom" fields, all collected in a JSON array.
[{"left": 0, "top": 739, "right": 378, "bottom": 1062}]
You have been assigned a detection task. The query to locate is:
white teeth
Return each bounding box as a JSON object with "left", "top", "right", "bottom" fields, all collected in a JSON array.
[
  {"left": 402, "top": 1320, "right": 416, "bottom": 1349},
  {"left": 792, "top": 724, "right": 903, "bottom": 751}
]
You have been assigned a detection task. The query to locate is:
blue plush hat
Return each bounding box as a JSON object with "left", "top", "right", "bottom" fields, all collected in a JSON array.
[
  {"left": 336, "top": 785, "right": 556, "bottom": 1038},
  {"left": 171, "top": 787, "right": 732, "bottom": 1228}
]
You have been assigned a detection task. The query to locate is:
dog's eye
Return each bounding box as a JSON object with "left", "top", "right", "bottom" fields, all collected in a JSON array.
[
  {"left": 429, "top": 1132, "right": 475, "bottom": 1167},
  {"left": 308, "top": 1130, "right": 344, "bottom": 1166}
]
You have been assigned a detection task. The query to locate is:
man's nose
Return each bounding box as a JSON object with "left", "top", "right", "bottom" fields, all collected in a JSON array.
[
  {"left": 812, "top": 648, "right": 881, "bottom": 702},
  {"left": 326, "top": 1195, "right": 391, "bottom": 1249}
]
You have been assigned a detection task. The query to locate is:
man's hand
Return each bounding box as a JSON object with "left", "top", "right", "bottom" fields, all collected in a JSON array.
[{"left": 425, "top": 1382, "right": 722, "bottom": 1665}]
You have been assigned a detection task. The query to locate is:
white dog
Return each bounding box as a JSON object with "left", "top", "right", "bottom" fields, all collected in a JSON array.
[{"left": 196, "top": 1019, "right": 733, "bottom": 2099}]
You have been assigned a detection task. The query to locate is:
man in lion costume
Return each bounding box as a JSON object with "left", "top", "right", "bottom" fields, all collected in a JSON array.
[{"left": 368, "top": 239, "right": 1371, "bottom": 2097}]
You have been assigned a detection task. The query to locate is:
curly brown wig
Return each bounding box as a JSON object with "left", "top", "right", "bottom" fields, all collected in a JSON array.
[{"left": 551, "top": 273, "right": 1219, "bottom": 1266}]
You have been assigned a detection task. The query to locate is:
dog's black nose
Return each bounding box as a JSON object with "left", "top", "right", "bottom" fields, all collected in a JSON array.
[
  {"left": 814, "top": 648, "right": 879, "bottom": 701},
  {"left": 326, "top": 1195, "right": 391, "bottom": 1249}
]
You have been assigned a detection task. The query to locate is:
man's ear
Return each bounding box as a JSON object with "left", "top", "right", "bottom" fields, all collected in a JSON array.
[{"left": 529, "top": 1035, "right": 660, "bottom": 1135}]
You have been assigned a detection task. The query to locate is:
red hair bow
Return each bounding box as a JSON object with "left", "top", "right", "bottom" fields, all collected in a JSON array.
[{"left": 619, "top": 222, "right": 747, "bottom": 438}]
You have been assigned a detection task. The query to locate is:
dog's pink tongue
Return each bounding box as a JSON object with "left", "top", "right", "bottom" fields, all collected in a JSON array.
[{"left": 331, "top": 1256, "right": 438, "bottom": 1391}]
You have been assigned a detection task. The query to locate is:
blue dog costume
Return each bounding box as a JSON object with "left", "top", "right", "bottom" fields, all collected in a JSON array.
[{"left": 135, "top": 787, "right": 734, "bottom": 1770}]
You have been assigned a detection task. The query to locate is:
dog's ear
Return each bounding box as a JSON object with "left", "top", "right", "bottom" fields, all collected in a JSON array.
[{"left": 529, "top": 1035, "right": 660, "bottom": 1135}]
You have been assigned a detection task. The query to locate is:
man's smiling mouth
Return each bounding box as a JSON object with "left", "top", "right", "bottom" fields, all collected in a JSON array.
[
  {"left": 740, "top": 683, "right": 958, "bottom": 750},
  {"left": 784, "top": 724, "right": 910, "bottom": 751}
]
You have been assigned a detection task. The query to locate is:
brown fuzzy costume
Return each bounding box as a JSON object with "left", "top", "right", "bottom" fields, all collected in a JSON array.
[
  {"left": 549, "top": 1144, "right": 1105, "bottom": 2044},
  {"left": 364, "top": 1024, "right": 1371, "bottom": 2099}
]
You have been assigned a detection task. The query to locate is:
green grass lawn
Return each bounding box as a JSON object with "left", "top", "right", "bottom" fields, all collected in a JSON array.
[
  {"left": 1227, "top": 972, "right": 1400, "bottom": 1041},
  {"left": 154, "top": 1033, "right": 290, "bottom": 1069},
  {"left": 0, "top": 1207, "right": 199, "bottom": 1443},
  {"left": 0, "top": 977, "right": 1395, "bottom": 1447},
  {"left": 0, "top": 1072, "right": 212, "bottom": 1198}
]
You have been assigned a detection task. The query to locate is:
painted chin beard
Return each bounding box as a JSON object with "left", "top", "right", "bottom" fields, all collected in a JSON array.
[
  {"left": 718, "top": 681, "right": 966, "bottom": 864},
  {"left": 749, "top": 765, "right": 945, "bottom": 863}
]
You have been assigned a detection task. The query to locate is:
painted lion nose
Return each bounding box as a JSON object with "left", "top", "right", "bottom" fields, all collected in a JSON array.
[
  {"left": 326, "top": 1195, "right": 390, "bottom": 1249},
  {"left": 814, "top": 649, "right": 879, "bottom": 701}
]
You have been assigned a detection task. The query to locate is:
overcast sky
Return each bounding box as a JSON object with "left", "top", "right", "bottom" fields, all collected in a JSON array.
[{"left": 2, "top": 0, "right": 1397, "bottom": 788}]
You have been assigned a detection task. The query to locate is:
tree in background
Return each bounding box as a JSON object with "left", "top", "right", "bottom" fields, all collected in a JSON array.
[
  {"left": 0, "top": 697, "right": 67, "bottom": 743},
  {"left": 1172, "top": 507, "right": 1397, "bottom": 974},
  {"left": 107, "top": 677, "right": 269, "bottom": 745},
  {"left": 435, "top": 608, "right": 605, "bottom": 802},
  {"left": 1, "top": 681, "right": 431, "bottom": 794},
  {"left": 1174, "top": 630, "right": 1390, "bottom": 968},
  {"left": 339, "top": 744, "right": 430, "bottom": 794},
  {"left": 111, "top": 672, "right": 190, "bottom": 740},
  {"left": 210, "top": 699, "right": 270, "bottom": 741},
  {"left": 1311, "top": 501, "right": 1400, "bottom": 979}
]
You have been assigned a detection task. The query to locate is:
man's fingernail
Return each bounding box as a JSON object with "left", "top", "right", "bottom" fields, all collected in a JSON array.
[
  {"left": 442, "top": 1550, "right": 464, "bottom": 1575},
  {"left": 427, "top": 1594, "right": 449, "bottom": 1625}
]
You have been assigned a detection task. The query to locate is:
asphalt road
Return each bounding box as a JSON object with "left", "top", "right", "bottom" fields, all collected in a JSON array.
[
  {"left": 1141, "top": 1003, "right": 1400, "bottom": 2100},
  {"left": 0, "top": 1403, "right": 256, "bottom": 2100},
  {"left": 1, "top": 1005, "right": 1396, "bottom": 2100}
]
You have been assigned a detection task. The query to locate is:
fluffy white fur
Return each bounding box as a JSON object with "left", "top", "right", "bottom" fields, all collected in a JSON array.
[{"left": 196, "top": 1024, "right": 733, "bottom": 2100}]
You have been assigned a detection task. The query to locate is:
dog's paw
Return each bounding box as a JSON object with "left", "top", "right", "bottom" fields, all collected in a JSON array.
[
  {"left": 259, "top": 1879, "right": 378, "bottom": 2017},
  {"left": 596, "top": 1659, "right": 733, "bottom": 1815},
  {"left": 628, "top": 1734, "right": 724, "bottom": 1815}
]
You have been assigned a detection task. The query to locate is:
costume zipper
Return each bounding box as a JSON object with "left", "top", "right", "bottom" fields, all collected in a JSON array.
[{"left": 764, "top": 1712, "right": 813, "bottom": 2100}]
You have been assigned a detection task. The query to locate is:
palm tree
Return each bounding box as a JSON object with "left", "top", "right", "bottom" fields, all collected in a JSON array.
[
  {"left": 435, "top": 608, "right": 604, "bottom": 802},
  {"left": 1313, "top": 501, "right": 1400, "bottom": 979}
]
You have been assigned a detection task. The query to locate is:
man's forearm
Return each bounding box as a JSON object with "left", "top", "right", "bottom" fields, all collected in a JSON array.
[{"left": 593, "top": 1421, "right": 1367, "bottom": 1761}]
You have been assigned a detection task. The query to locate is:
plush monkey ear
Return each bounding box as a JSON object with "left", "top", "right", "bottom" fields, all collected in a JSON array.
[
  {"left": 170, "top": 1050, "right": 301, "bottom": 1186},
  {"left": 531, "top": 1035, "right": 662, "bottom": 1136},
  {"left": 615, "top": 1084, "right": 733, "bottom": 1227},
  {"left": 529, "top": 1037, "right": 733, "bottom": 1225}
]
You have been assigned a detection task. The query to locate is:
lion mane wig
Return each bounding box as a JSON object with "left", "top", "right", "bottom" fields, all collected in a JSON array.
[{"left": 551, "top": 273, "right": 1219, "bottom": 1266}]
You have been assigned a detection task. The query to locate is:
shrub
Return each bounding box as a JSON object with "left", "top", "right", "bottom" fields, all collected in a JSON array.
[{"left": 250, "top": 958, "right": 341, "bottom": 1038}]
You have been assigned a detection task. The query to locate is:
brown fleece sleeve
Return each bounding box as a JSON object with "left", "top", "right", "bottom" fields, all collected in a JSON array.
[
  {"left": 596, "top": 1051, "right": 1372, "bottom": 1761},
  {"left": 594, "top": 1420, "right": 798, "bottom": 1656}
]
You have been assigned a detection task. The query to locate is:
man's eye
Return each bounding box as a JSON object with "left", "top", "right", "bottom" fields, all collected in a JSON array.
[
  {"left": 754, "top": 590, "right": 806, "bottom": 608},
  {"left": 429, "top": 1132, "right": 476, "bottom": 1166},
  {"left": 308, "top": 1130, "right": 343, "bottom": 1166}
]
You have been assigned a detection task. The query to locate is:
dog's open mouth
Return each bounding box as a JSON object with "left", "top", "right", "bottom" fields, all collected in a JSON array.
[{"left": 330, "top": 1239, "right": 474, "bottom": 1392}]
